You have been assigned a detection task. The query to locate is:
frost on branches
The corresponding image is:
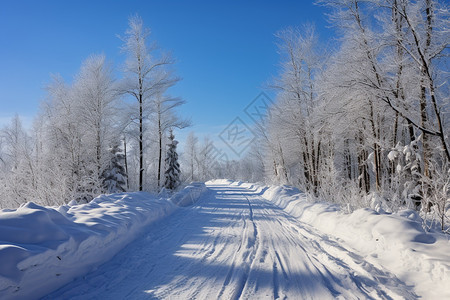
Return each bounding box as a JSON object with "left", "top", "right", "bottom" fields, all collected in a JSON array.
[
  {"left": 164, "top": 130, "right": 181, "bottom": 190},
  {"left": 102, "top": 143, "right": 128, "bottom": 193}
]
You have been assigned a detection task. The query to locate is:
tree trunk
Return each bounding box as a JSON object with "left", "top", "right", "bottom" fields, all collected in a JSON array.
[
  {"left": 358, "top": 133, "right": 370, "bottom": 193},
  {"left": 96, "top": 120, "right": 101, "bottom": 182},
  {"left": 278, "top": 143, "right": 288, "bottom": 184},
  {"left": 369, "top": 102, "right": 381, "bottom": 191},
  {"left": 139, "top": 92, "right": 144, "bottom": 191},
  {"left": 138, "top": 52, "right": 144, "bottom": 191},
  {"left": 123, "top": 137, "right": 129, "bottom": 190},
  {"left": 157, "top": 114, "right": 162, "bottom": 190}
]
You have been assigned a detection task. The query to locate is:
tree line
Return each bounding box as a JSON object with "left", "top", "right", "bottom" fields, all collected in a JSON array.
[
  {"left": 0, "top": 15, "right": 188, "bottom": 208},
  {"left": 179, "top": 0, "right": 449, "bottom": 230},
  {"left": 1, "top": 1, "right": 448, "bottom": 231},
  {"left": 257, "top": 0, "right": 449, "bottom": 230}
]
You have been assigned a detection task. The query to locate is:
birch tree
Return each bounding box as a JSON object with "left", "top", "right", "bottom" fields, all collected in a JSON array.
[{"left": 120, "top": 15, "right": 176, "bottom": 191}]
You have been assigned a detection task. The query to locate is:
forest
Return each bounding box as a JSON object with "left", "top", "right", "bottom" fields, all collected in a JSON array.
[{"left": 0, "top": 0, "right": 448, "bottom": 231}]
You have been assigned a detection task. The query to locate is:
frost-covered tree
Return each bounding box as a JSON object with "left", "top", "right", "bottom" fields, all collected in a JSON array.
[
  {"left": 315, "top": 0, "right": 449, "bottom": 210},
  {"left": 246, "top": 0, "right": 449, "bottom": 231},
  {"left": 153, "top": 92, "right": 190, "bottom": 190},
  {"left": 196, "top": 137, "right": 222, "bottom": 182},
  {"left": 120, "top": 15, "right": 176, "bottom": 191},
  {"left": 102, "top": 143, "right": 127, "bottom": 193},
  {"left": 0, "top": 16, "right": 192, "bottom": 208},
  {"left": 183, "top": 131, "right": 199, "bottom": 182},
  {"left": 267, "top": 25, "right": 324, "bottom": 193},
  {"left": 0, "top": 116, "right": 34, "bottom": 207},
  {"left": 41, "top": 54, "right": 119, "bottom": 204},
  {"left": 43, "top": 74, "right": 87, "bottom": 203},
  {"left": 74, "top": 54, "right": 119, "bottom": 189},
  {"left": 164, "top": 130, "right": 181, "bottom": 190}
]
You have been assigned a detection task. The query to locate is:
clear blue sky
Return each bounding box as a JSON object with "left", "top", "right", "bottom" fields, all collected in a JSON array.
[{"left": 0, "top": 0, "right": 332, "bottom": 157}]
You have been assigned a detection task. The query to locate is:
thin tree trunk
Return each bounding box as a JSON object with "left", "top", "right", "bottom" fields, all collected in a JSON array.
[
  {"left": 278, "top": 143, "right": 288, "bottom": 184},
  {"left": 139, "top": 96, "right": 143, "bottom": 191},
  {"left": 157, "top": 114, "right": 162, "bottom": 189},
  {"left": 345, "top": 139, "right": 352, "bottom": 180},
  {"left": 389, "top": 113, "right": 399, "bottom": 189},
  {"left": 314, "top": 139, "right": 321, "bottom": 196},
  {"left": 358, "top": 132, "right": 370, "bottom": 193},
  {"left": 123, "top": 137, "right": 129, "bottom": 190},
  {"left": 96, "top": 121, "right": 101, "bottom": 181},
  {"left": 303, "top": 137, "right": 311, "bottom": 190},
  {"left": 369, "top": 102, "right": 381, "bottom": 191},
  {"left": 420, "top": 83, "right": 430, "bottom": 177},
  {"left": 138, "top": 55, "right": 144, "bottom": 191}
]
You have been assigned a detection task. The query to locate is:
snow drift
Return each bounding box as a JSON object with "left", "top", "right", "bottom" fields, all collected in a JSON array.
[
  {"left": 170, "top": 182, "right": 207, "bottom": 207},
  {"left": 0, "top": 183, "right": 207, "bottom": 299},
  {"left": 261, "top": 185, "right": 450, "bottom": 299}
]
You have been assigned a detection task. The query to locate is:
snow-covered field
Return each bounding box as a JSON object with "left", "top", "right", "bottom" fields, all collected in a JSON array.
[{"left": 0, "top": 180, "right": 449, "bottom": 299}]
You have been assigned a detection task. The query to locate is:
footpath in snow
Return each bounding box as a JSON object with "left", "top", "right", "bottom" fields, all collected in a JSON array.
[{"left": 1, "top": 180, "right": 449, "bottom": 299}]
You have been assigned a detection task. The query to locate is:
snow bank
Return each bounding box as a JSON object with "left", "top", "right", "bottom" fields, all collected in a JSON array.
[
  {"left": 170, "top": 182, "right": 207, "bottom": 207},
  {"left": 207, "top": 180, "right": 267, "bottom": 194},
  {"left": 0, "top": 184, "right": 208, "bottom": 300},
  {"left": 262, "top": 185, "right": 450, "bottom": 299},
  {"left": 206, "top": 179, "right": 234, "bottom": 185}
]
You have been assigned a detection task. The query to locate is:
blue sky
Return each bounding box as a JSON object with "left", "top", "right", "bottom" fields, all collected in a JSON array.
[{"left": 0, "top": 0, "right": 332, "bottom": 157}]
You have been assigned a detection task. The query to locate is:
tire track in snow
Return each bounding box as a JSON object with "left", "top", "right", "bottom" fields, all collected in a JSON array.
[
  {"left": 256, "top": 195, "right": 419, "bottom": 299},
  {"left": 44, "top": 183, "right": 419, "bottom": 300},
  {"left": 274, "top": 250, "right": 288, "bottom": 280},
  {"left": 216, "top": 194, "right": 259, "bottom": 300}
]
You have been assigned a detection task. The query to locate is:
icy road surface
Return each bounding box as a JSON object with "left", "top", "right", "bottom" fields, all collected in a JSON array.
[{"left": 46, "top": 182, "right": 417, "bottom": 299}]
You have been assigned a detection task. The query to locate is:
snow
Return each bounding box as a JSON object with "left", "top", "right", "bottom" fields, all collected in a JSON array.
[
  {"left": 0, "top": 183, "right": 206, "bottom": 299},
  {"left": 261, "top": 184, "right": 450, "bottom": 299},
  {"left": 170, "top": 182, "right": 207, "bottom": 207},
  {"left": 0, "top": 180, "right": 448, "bottom": 299},
  {"left": 45, "top": 181, "right": 448, "bottom": 299},
  {"left": 387, "top": 150, "right": 397, "bottom": 161}
]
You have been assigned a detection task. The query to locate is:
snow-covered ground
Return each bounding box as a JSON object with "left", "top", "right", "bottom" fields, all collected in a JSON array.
[
  {"left": 1, "top": 180, "right": 449, "bottom": 299},
  {"left": 259, "top": 183, "right": 450, "bottom": 299},
  {"left": 0, "top": 183, "right": 206, "bottom": 299}
]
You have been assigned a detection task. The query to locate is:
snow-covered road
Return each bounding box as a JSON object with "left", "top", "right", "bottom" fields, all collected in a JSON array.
[{"left": 45, "top": 182, "right": 418, "bottom": 299}]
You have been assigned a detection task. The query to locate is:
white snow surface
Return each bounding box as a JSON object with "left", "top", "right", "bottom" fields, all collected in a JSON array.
[
  {"left": 259, "top": 183, "right": 450, "bottom": 299},
  {"left": 170, "top": 182, "right": 207, "bottom": 207},
  {"left": 0, "top": 183, "right": 206, "bottom": 299},
  {"left": 0, "top": 180, "right": 449, "bottom": 299}
]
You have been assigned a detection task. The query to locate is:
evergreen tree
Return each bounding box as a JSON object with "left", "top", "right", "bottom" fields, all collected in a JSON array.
[
  {"left": 164, "top": 130, "right": 181, "bottom": 190},
  {"left": 102, "top": 143, "right": 128, "bottom": 193}
]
